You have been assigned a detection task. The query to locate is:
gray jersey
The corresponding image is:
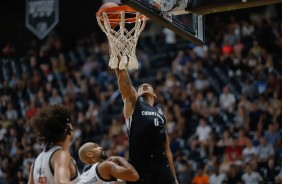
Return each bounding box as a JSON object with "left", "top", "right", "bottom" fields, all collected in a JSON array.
[
  {"left": 33, "top": 146, "right": 80, "bottom": 184},
  {"left": 79, "top": 163, "right": 116, "bottom": 184}
]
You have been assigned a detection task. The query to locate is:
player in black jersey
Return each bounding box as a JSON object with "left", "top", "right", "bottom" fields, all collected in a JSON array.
[{"left": 115, "top": 69, "right": 179, "bottom": 184}]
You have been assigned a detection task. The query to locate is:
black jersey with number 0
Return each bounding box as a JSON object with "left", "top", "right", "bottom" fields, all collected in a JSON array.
[{"left": 126, "top": 96, "right": 167, "bottom": 163}]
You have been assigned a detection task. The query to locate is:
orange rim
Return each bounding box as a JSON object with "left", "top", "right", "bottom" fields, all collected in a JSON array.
[{"left": 96, "top": 5, "right": 147, "bottom": 23}]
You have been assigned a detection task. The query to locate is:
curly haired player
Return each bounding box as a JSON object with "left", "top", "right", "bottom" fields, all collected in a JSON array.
[{"left": 28, "top": 105, "right": 80, "bottom": 184}]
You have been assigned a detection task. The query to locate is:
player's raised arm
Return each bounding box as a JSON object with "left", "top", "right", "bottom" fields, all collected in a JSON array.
[
  {"left": 115, "top": 69, "right": 137, "bottom": 101},
  {"left": 115, "top": 69, "right": 138, "bottom": 119}
]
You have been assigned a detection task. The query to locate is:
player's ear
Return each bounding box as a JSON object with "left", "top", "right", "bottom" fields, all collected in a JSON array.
[
  {"left": 86, "top": 151, "right": 93, "bottom": 158},
  {"left": 153, "top": 93, "right": 157, "bottom": 99},
  {"left": 65, "top": 123, "right": 72, "bottom": 135}
]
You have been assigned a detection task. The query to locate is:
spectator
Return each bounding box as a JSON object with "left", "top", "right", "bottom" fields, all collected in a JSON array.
[
  {"left": 241, "top": 78, "right": 256, "bottom": 100},
  {"left": 15, "top": 170, "right": 27, "bottom": 184},
  {"left": 206, "top": 90, "right": 219, "bottom": 117},
  {"left": 193, "top": 45, "right": 208, "bottom": 59},
  {"left": 234, "top": 104, "right": 248, "bottom": 128},
  {"left": 223, "top": 27, "right": 237, "bottom": 46},
  {"left": 256, "top": 137, "right": 274, "bottom": 168},
  {"left": 241, "top": 163, "right": 263, "bottom": 184},
  {"left": 269, "top": 92, "right": 282, "bottom": 120},
  {"left": 163, "top": 28, "right": 176, "bottom": 46},
  {"left": 225, "top": 139, "right": 243, "bottom": 162},
  {"left": 5, "top": 102, "right": 18, "bottom": 121},
  {"left": 0, "top": 124, "right": 7, "bottom": 141},
  {"left": 219, "top": 86, "right": 236, "bottom": 113},
  {"left": 223, "top": 164, "right": 242, "bottom": 184},
  {"left": 249, "top": 40, "right": 263, "bottom": 58},
  {"left": 237, "top": 95, "right": 251, "bottom": 112},
  {"left": 263, "top": 157, "right": 276, "bottom": 183},
  {"left": 48, "top": 88, "right": 63, "bottom": 105},
  {"left": 275, "top": 165, "right": 282, "bottom": 184},
  {"left": 194, "top": 72, "right": 209, "bottom": 91},
  {"left": 236, "top": 128, "right": 249, "bottom": 147},
  {"left": 219, "top": 154, "right": 232, "bottom": 174},
  {"left": 242, "top": 138, "right": 257, "bottom": 164},
  {"left": 241, "top": 21, "right": 254, "bottom": 37},
  {"left": 209, "top": 166, "right": 226, "bottom": 184},
  {"left": 191, "top": 91, "right": 207, "bottom": 117},
  {"left": 176, "top": 159, "right": 192, "bottom": 184},
  {"left": 266, "top": 73, "right": 280, "bottom": 96},
  {"left": 218, "top": 131, "right": 233, "bottom": 148},
  {"left": 82, "top": 56, "right": 97, "bottom": 77},
  {"left": 189, "top": 118, "right": 212, "bottom": 158},
  {"left": 192, "top": 167, "right": 209, "bottom": 184},
  {"left": 255, "top": 74, "right": 267, "bottom": 95},
  {"left": 264, "top": 123, "right": 281, "bottom": 147}
]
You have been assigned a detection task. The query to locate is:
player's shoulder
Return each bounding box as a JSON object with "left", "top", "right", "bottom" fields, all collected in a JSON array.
[
  {"left": 52, "top": 149, "right": 71, "bottom": 161},
  {"left": 98, "top": 160, "right": 116, "bottom": 170},
  {"left": 95, "top": 161, "right": 116, "bottom": 181},
  {"left": 83, "top": 163, "right": 99, "bottom": 173}
]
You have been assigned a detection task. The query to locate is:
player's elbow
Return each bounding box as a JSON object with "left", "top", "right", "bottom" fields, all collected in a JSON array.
[
  {"left": 127, "top": 170, "right": 139, "bottom": 182},
  {"left": 132, "top": 169, "right": 140, "bottom": 181},
  {"left": 122, "top": 168, "right": 139, "bottom": 182}
]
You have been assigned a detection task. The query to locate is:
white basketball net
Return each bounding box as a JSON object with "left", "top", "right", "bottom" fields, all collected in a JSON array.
[{"left": 97, "top": 10, "right": 146, "bottom": 70}]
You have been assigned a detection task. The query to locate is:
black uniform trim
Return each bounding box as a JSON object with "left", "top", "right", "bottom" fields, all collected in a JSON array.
[
  {"left": 48, "top": 147, "right": 78, "bottom": 181},
  {"left": 70, "top": 158, "right": 79, "bottom": 180},
  {"left": 49, "top": 147, "right": 62, "bottom": 176}
]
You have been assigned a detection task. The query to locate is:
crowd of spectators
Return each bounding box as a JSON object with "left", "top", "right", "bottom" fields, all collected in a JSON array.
[{"left": 0, "top": 5, "right": 282, "bottom": 184}]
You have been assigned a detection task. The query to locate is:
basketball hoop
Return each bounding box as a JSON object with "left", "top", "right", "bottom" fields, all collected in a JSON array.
[{"left": 96, "top": 5, "right": 147, "bottom": 70}]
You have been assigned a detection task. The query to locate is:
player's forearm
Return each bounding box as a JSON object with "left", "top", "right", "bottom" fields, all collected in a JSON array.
[
  {"left": 116, "top": 157, "right": 139, "bottom": 181},
  {"left": 165, "top": 149, "right": 177, "bottom": 178},
  {"left": 115, "top": 69, "right": 134, "bottom": 99},
  {"left": 115, "top": 69, "right": 131, "bottom": 85},
  {"left": 165, "top": 133, "right": 177, "bottom": 181},
  {"left": 115, "top": 157, "right": 135, "bottom": 171}
]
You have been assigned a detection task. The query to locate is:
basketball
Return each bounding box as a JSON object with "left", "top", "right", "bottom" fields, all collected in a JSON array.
[{"left": 99, "top": 2, "right": 120, "bottom": 28}]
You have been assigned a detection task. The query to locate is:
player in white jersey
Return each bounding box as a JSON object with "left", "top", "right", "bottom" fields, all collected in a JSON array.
[
  {"left": 28, "top": 105, "right": 80, "bottom": 184},
  {"left": 31, "top": 146, "right": 80, "bottom": 184},
  {"left": 78, "top": 142, "right": 139, "bottom": 184}
]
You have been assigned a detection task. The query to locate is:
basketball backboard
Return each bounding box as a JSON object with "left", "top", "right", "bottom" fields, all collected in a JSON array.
[
  {"left": 120, "top": 0, "right": 282, "bottom": 45},
  {"left": 121, "top": 0, "right": 205, "bottom": 45}
]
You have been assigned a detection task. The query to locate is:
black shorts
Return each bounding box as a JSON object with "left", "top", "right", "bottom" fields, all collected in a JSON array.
[{"left": 127, "top": 160, "right": 176, "bottom": 184}]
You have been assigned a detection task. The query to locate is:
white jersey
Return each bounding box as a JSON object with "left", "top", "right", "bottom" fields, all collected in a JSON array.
[
  {"left": 79, "top": 163, "right": 116, "bottom": 184},
  {"left": 33, "top": 146, "right": 80, "bottom": 184}
]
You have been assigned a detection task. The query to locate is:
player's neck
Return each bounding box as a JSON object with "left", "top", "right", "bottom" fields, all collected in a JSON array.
[
  {"left": 54, "top": 139, "right": 71, "bottom": 150},
  {"left": 144, "top": 96, "right": 155, "bottom": 106}
]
